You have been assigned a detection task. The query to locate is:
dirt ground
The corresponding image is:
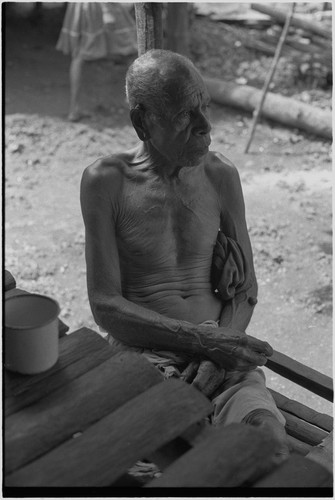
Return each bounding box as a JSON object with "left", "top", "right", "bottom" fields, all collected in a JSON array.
[{"left": 4, "top": 4, "right": 333, "bottom": 415}]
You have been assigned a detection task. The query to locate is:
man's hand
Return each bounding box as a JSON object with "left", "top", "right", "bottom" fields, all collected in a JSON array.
[
  {"left": 200, "top": 327, "right": 273, "bottom": 371},
  {"left": 180, "top": 360, "right": 226, "bottom": 398}
]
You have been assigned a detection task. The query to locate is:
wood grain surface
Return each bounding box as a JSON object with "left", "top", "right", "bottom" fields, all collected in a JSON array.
[
  {"left": 146, "top": 423, "right": 278, "bottom": 487},
  {"left": 5, "top": 352, "right": 162, "bottom": 474},
  {"left": 281, "top": 409, "right": 329, "bottom": 446},
  {"left": 253, "top": 454, "right": 333, "bottom": 487},
  {"left": 266, "top": 350, "right": 333, "bottom": 401},
  {"left": 5, "top": 328, "right": 113, "bottom": 415},
  {"left": 270, "top": 388, "right": 333, "bottom": 431},
  {"left": 5, "top": 379, "right": 212, "bottom": 487}
]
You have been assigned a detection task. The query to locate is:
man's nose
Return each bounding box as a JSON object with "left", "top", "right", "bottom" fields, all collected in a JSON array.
[{"left": 193, "top": 110, "right": 211, "bottom": 135}]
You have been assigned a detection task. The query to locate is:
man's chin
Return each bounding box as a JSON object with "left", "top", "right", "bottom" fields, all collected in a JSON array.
[{"left": 184, "top": 148, "right": 209, "bottom": 167}]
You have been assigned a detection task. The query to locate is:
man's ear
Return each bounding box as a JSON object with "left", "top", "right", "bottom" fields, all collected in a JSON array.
[{"left": 130, "top": 105, "right": 151, "bottom": 142}]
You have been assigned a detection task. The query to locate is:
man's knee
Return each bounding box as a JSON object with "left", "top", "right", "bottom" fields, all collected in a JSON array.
[
  {"left": 242, "top": 408, "right": 290, "bottom": 463},
  {"left": 212, "top": 368, "right": 285, "bottom": 426}
]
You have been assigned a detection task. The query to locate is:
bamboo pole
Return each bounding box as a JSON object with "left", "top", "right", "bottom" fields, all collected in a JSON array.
[
  {"left": 244, "top": 3, "right": 295, "bottom": 153},
  {"left": 134, "top": 3, "right": 163, "bottom": 56}
]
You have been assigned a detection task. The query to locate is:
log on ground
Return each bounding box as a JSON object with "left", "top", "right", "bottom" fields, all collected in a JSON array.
[
  {"left": 251, "top": 3, "right": 332, "bottom": 40},
  {"left": 204, "top": 78, "right": 332, "bottom": 140}
]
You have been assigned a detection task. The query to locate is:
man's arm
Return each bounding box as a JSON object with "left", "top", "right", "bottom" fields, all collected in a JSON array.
[
  {"left": 214, "top": 153, "right": 258, "bottom": 331},
  {"left": 80, "top": 159, "right": 270, "bottom": 370}
]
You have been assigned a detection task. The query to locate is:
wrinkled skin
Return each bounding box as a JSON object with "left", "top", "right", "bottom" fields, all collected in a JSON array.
[
  {"left": 181, "top": 359, "right": 226, "bottom": 398},
  {"left": 81, "top": 53, "right": 270, "bottom": 369},
  {"left": 81, "top": 50, "right": 287, "bottom": 455}
]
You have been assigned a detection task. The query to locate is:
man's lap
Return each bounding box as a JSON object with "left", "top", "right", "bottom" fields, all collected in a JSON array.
[
  {"left": 212, "top": 368, "right": 286, "bottom": 426},
  {"left": 107, "top": 332, "right": 284, "bottom": 426}
]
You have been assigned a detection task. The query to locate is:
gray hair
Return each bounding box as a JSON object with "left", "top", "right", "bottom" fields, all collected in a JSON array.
[{"left": 125, "top": 49, "right": 197, "bottom": 119}]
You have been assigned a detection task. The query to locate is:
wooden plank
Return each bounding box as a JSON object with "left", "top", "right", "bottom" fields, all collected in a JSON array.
[
  {"left": 146, "top": 437, "right": 192, "bottom": 471},
  {"left": 266, "top": 350, "right": 333, "bottom": 402},
  {"left": 147, "top": 420, "right": 214, "bottom": 471},
  {"left": 5, "top": 328, "right": 106, "bottom": 396},
  {"left": 146, "top": 423, "right": 278, "bottom": 487},
  {"left": 306, "top": 431, "right": 333, "bottom": 474},
  {"left": 287, "top": 435, "right": 312, "bottom": 456},
  {"left": 5, "top": 288, "right": 69, "bottom": 336},
  {"left": 281, "top": 409, "right": 329, "bottom": 446},
  {"left": 111, "top": 473, "right": 144, "bottom": 487},
  {"left": 5, "top": 379, "right": 212, "bottom": 487},
  {"left": 270, "top": 389, "right": 333, "bottom": 432},
  {"left": 5, "top": 353, "right": 163, "bottom": 474},
  {"left": 253, "top": 454, "right": 333, "bottom": 487},
  {"left": 4, "top": 328, "right": 114, "bottom": 416}
]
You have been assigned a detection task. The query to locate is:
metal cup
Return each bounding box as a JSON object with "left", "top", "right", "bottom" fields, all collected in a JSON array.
[{"left": 5, "top": 294, "right": 60, "bottom": 375}]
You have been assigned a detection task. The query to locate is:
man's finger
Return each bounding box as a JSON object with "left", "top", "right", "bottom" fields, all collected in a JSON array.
[
  {"left": 192, "top": 360, "right": 226, "bottom": 397},
  {"left": 246, "top": 335, "right": 273, "bottom": 357},
  {"left": 216, "top": 329, "right": 273, "bottom": 357},
  {"left": 180, "top": 360, "right": 200, "bottom": 382},
  {"left": 234, "top": 347, "right": 268, "bottom": 368}
]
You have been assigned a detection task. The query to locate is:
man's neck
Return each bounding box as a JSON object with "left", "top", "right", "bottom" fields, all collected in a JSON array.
[{"left": 134, "top": 142, "right": 199, "bottom": 182}]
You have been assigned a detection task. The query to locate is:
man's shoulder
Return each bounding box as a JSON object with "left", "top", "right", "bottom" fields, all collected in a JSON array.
[
  {"left": 83, "top": 154, "right": 128, "bottom": 184},
  {"left": 82, "top": 154, "right": 137, "bottom": 199},
  {"left": 205, "top": 151, "right": 239, "bottom": 183}
]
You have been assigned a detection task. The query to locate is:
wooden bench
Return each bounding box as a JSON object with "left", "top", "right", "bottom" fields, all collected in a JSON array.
[
  {"left": 3, "top": 270, "right": 333, "bottom": 488},
  {"left": 4, "top": 327, "right": 333, "bottom": 491},
  {"left": 266, "top": 351, "right": 333, "bottom": 466}
]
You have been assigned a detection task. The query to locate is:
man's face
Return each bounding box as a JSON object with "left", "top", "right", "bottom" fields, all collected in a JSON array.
[{"left": 146, "top": 68, "right": 212, "bottom": 167}]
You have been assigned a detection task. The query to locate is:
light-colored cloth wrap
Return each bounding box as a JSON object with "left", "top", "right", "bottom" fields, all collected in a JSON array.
[{"left": 107, "top": 328, "right": 285, "bottom": 426}]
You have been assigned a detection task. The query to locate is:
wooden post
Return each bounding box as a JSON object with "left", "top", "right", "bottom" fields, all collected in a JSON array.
[
  {"left": 244, "top": 3, "right": 295, "bottom": 153},
  {"left": 134, "top": 3, "right": 163, "bottom": 56},
  {"left": 166, "top": 3, "right": 190, "bottom": 56}
]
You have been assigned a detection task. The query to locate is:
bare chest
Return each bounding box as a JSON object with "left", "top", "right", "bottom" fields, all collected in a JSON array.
[{"left": 116, "top": 174, "right": 220, "bottom": 264}]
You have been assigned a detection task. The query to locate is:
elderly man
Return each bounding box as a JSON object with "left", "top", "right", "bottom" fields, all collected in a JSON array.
[{"left": 80, "top": 49, "right": 289, "bottom": 459}]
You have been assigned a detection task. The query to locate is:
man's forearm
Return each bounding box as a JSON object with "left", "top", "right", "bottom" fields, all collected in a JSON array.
[
  {"left": 91, "top": 291, "right": 271, "bottom": 370},
  {"left": 93, "top": 294, "right": 211, "bottom": 358}
]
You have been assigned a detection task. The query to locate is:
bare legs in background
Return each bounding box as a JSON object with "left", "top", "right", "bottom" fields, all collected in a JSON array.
[{"left": 68, "top": 54, "right": 90, "bottom": 122}]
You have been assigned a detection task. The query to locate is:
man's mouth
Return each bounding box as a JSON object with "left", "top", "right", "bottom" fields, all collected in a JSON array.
[
  {"left": 181, "top": 135, "right": 212, "bottom": 164},
  {"left": 190, "top": 134, "right": 211, "bottom": 149},
  {"left": 196, "top": 135, "right": 211, "bottom": 151},
  {"left": 204, "top": 135, "right": 211, "bottom": 148},
  {"left": 198, "top": 136, "right": 211, "bottom": 152}
]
